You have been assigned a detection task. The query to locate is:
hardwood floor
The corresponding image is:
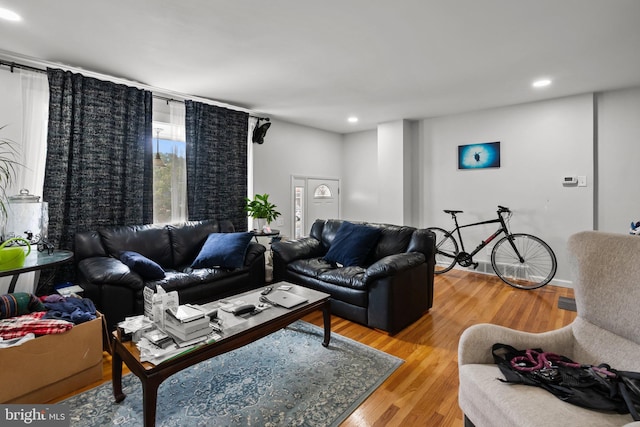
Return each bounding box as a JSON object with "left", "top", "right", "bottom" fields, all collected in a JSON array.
[{"left": 54, "top": 270, "right": 576, "bottom": 426}]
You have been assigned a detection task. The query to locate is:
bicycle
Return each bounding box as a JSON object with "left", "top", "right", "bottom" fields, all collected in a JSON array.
[{"left": 426, "top": 205, "right": 557, "bottom": 289}]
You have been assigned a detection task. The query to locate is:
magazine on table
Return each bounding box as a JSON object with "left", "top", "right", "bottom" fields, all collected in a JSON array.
[
  {"left": 166, "top": 304, "right": 207, "bottom": 323},
  {"left": 137, "top": 330, "right": 222, "bottom": 364}
]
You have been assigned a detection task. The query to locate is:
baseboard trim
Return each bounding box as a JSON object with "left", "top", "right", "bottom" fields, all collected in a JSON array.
[{"left": 450, "top": 266, "right": 574, "bottom": 288}]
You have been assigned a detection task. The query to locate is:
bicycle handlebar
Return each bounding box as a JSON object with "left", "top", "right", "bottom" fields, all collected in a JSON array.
[{"left": 444, "top": 206, "right": 511, "bottom": 216}]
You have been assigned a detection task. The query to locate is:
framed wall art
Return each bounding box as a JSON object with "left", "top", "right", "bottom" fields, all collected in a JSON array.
[{"left": 458, "top": 141, "right": 500, "bottom": 170}]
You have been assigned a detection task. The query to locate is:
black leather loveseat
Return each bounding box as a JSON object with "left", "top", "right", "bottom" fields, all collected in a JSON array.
[
  {"left": 271, "top": 219, "right": 435, "bottom": 334},
  {"left": 75, "top": 219, "right": 266, "bottom": 330}
]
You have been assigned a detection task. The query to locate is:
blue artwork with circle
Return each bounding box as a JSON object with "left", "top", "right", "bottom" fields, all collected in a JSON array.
[{"left": 458, "top": 141, "right": 500, "bottom": 169}]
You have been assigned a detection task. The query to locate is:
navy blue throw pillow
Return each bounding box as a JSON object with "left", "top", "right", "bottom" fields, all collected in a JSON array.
[
  {"left": 191, "top": 232, "right": 253, "bottom": 269},
  {"left": 324, "top": 222, "right": 382, "bottom": 267},
  {"left": 120, "top": 251, "right": 166, "bottom": 280}
]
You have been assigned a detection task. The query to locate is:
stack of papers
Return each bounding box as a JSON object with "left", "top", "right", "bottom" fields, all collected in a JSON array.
[
  {"left": 164, "top": 304, "right": 212, "bottom": 344},
  {"left": 118, "top": 315, "right": 155, "bottom": 341},
  {"left": 120, "top": 308, "right": 224, "bottom": 365},
  {"left": 143, "top": 329, "right": 173, "bottom": 349},
  {"left": 166, "top": 304, "right": 206, "bottom": 322},
  {"left": 136, "top": 331, "right": 222, "bottom": 365}
]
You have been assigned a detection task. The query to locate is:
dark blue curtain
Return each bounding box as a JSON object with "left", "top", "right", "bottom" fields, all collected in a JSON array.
[
  {"left": 185, "top": 100, "right": 248, "bottom": 231},
  {"left": 43, "top": 68, "right": 153, "bottom": 251}
]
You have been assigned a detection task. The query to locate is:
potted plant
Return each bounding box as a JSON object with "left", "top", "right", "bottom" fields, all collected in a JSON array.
[{"left": 244, "top": 193, "right": 281, "bottom": 232}]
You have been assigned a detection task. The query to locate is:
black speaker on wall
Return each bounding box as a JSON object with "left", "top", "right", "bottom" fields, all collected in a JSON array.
[{"left": 252, "top": 118, "right": 271, "bottom": 144}]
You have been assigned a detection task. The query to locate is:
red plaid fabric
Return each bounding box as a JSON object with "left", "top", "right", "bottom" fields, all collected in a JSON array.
[{"left": 0, "top": 311, "right": 74, "bottom": 339}]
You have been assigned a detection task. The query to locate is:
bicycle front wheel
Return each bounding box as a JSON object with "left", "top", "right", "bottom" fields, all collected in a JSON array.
[
  {"left": 491, "top": 233, "right": 557, "bottom": 289},
  {"left": 426, "top": 227, "right": 458, "bottom": 274}
]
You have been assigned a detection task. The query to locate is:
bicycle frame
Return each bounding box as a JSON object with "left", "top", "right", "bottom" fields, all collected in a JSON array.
[
  {"left": 430, "top": 206, "right": 557, "bottom": 288},
  {"left": 446, "top": 211, "right": 523, "bottom": 262}
]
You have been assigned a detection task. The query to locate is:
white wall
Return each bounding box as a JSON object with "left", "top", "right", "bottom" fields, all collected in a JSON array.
[
  {"left": 342, "top": 129, "right": 378, "bottom": 221},
  {"left": 597, "top": 87, "right": 640, "bottom": 233},
  {"left": 251, "top": 119, "right": 343, "bottom": 239},
  {"left": 377, "top": 121, "right": 409, "bottom": 225},
  {"left": 420, "top": 94, "right": 594, "bottom": 285},
  {"left": 343, "top": 120, "right": 419, "bottom": 226},
  {"left": 406, "top": 120, "right": 420, "bottom": 226},
  {"left": 341, "top": 95, "right": 595, "bottom": 284},
  {"left": 339, "top": 88, "right": 640, "bottom": 286}
]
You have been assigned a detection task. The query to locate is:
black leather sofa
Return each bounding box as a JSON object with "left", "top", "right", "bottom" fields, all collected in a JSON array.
[
  {"left": 271, "top": 219, "right": 435, "bottom": 334},
  {"left": 75, "top": 219, "right": 266, "bottom": 330}
]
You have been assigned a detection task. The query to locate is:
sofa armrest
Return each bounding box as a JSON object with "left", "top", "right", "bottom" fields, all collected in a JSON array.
[
  {"left": 364, "top": 252, "right": 425, "bottom": 281},
  {"left": 77, "top": 256, "right": 145, "bottom": 290},
  {"left": 407, "top": 228, "right": 436, "bottom": 262},
  {"left": 458, "top": 323, "right": 576, "bottom": 365},
  {"left": 367, "top": 261, "right": 432, "bottom": 335},
  {"left": 271, "top": 237, "right": 324, "bottom": 263},
  {"left": 244, "top": 242, "right": 267, "bottom": 266}
]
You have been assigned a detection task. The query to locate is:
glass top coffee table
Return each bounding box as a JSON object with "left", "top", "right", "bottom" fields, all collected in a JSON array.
[
  {"left": 111, "top": 282, "right": 331, "bottom": 427},
  {"left": 0, "top": 249, "right": 74, "bottom": 293}
]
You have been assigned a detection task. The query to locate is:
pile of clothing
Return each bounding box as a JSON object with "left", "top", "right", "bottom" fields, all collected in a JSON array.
[{"left": 0, "top": 292, "right": 96, "bottom": 347}]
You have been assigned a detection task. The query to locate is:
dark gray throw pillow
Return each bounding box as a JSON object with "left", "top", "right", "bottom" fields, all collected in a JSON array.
[
  {"left": 324, "top": 222, "right": 382, "bottom": 267},
  {"left": 120, "top": 251, "right": 166, "bottom": 280},
  {"left": 191, "top": 232, "right": 253, "bottom": 269}
]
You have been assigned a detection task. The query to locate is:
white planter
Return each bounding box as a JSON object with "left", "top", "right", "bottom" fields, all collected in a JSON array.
[{"left": 253, "top": 218, "right": 266, "bottom": 231}]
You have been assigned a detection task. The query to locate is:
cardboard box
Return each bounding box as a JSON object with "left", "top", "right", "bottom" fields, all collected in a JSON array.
[{"left": 0, "top": 312, "right": 104, "bottom": 403}]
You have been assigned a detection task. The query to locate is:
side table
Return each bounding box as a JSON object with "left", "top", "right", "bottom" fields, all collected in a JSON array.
[
  {"left": 250, "top": 230, "right": 281, "bottom": 283},
  {"left": 250, "top": 229, "right": 280, "bottom": 243},
  {"left": 0, "top": 249, "right": 74, "bottom": 294}
]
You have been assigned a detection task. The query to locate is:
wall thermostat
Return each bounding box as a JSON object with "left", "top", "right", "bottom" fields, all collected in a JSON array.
[{"left": 563, "top": 176, "right": 578, "bottom": 185}]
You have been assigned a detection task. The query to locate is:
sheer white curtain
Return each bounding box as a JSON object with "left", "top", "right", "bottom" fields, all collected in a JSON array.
[
  {"left": 0, "top": 69, "right": 49, "bottom": 293},
  {"left": 17, "top": 70, "right": 49, "bottom": 197},
  {"left": 169, "top": 101, "right": 187, "bottom": 223}
]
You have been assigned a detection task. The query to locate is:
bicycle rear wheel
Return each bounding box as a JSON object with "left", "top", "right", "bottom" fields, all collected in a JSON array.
[
  {"left": 426, "top": 227, "right": 458, "bottom": 274},
  {"left": 491, "top": 233, "right": 557, "bottom": 289}
]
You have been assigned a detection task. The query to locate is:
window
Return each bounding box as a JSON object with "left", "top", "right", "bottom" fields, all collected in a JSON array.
[
  {"left": 294, "top": 185, "right": 305, "bottom": 239},
  {"left": 152, "top": 99, "right": 187, "bottom": 223},
  {"left": 313, "top": 184, "right": 332, "bottom": 199}
]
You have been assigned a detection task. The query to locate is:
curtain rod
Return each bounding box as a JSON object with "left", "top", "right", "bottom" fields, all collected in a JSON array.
[
  {"left": 0, "top": 61, "right": 180, "bottom": 105},
  {"left": 153, "top": 94, "right": 185, "bottom": 104},
  {"left": 0, "top": 53, "right": 255, "bottom": 114},
  {"left": 0, "top": 59, "right": 46, "bottom": 74}
]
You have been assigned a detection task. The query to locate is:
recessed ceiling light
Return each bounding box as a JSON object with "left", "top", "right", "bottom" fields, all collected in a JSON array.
[
  {"left": 532, "top": 79, "right": 552, "bottom": 88},
  {"left": 347, "top": 117, "right": 358, "bottom": 123},
  {"left": 0, "top": 7, "right": 21, "bottom": 21}
]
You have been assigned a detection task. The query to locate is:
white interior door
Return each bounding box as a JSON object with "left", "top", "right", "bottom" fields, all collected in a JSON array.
[
  {"left": 307, "top": 178, "right": 339, "bottom": 223},
  {"left": 291, "top": 177, "right": 340, "bottom": 238}
]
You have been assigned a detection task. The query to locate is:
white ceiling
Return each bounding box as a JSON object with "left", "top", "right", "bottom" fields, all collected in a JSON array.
[{"left": 1, "top": 0, "right": 639, "bottom": 134}]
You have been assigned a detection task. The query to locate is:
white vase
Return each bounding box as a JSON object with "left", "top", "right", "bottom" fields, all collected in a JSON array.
[{"left": 253, "top": 218, "right": 266, "bottom": 231}]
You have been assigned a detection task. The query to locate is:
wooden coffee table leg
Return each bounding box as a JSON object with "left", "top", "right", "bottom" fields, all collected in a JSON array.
[
  {"left": 322, "top": 301, "right": 331, "bottom": 347},
  {"left": 142, "top": 378, "right": 162, "bottom": 427},
  {"left": 111, "top": 338, "right": 161, "bottom": 426},
  {"left": 112, "top": 347, "right": 126, "bottom": 403}
]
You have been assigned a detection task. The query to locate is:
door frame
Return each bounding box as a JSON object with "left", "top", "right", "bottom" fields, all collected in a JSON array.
[{"left": 290, "top": 175, "right": 341, "bottom": 238}]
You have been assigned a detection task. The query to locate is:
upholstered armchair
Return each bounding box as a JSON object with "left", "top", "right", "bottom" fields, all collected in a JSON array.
[{"left": 458, "top": 231, "right": 640, "bottom": 427}]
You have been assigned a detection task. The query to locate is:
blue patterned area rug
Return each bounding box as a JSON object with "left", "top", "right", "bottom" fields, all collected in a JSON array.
[{"left": 64, "top": 320, "right": 403, "bottom": 426}]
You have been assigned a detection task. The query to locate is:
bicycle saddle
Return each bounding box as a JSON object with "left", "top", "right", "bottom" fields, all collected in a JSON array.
[{"left": 444, "top": 210, "right": 463, "bottom": 214}]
